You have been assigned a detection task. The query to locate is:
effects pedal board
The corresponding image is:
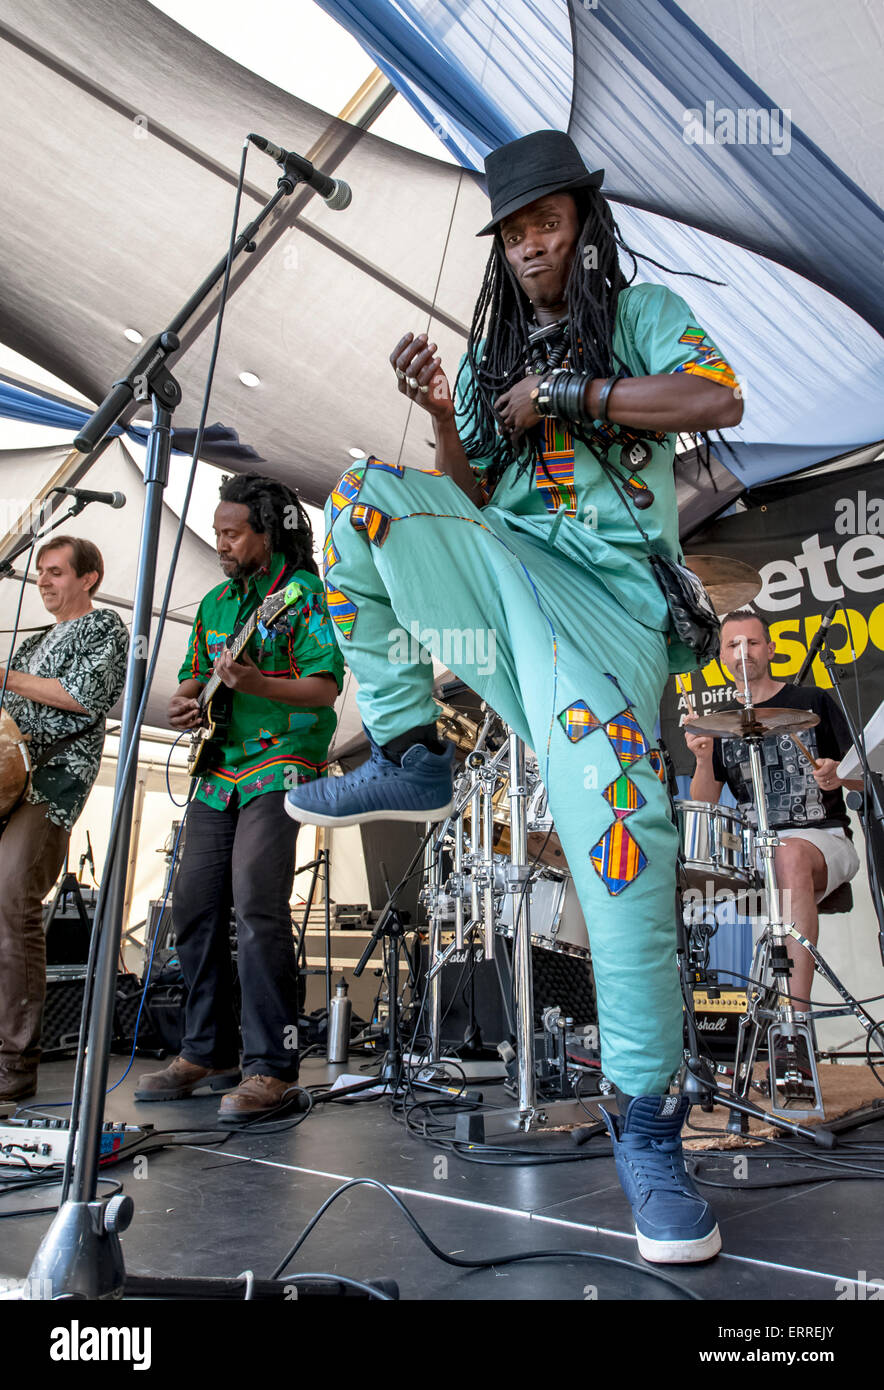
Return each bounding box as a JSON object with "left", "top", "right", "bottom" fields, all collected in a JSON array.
[{"left": 0, "top": 1118, "right": 147, "bottom": 1170}]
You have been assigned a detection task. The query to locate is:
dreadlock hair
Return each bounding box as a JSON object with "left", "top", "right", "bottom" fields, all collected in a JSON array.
[
  {"left": 218, "top": 472, "right": 318, "bottom": 577},
  {"left": 456, "top": 186, "right": 730, "bottom": 496}
]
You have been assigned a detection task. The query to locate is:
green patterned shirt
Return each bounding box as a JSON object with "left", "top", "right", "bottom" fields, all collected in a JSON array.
[
  {"left": 7, "top": 608, "right": 129, "bottom": 831},
  {"left": 178, "top": 555, "right": 344, "bottom": 811}
]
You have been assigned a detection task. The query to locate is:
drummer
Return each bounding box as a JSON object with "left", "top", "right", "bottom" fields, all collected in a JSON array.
[{"left": 684, "top": 610, "right": 862, "bottom": 1009}]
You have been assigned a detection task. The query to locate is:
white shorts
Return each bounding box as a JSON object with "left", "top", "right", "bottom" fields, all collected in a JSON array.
[{"left": 758, "top": 827, "right": 861, "bottom": 903}]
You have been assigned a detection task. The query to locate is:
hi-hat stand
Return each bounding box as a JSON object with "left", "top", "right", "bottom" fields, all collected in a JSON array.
[{"left": 421, "top": 720, "right": 540, "bottom": 1131}]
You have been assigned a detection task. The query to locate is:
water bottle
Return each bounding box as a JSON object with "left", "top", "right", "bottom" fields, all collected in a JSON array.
[{"left": 327, "top": 977, "right": 352, "bottom": 1064}]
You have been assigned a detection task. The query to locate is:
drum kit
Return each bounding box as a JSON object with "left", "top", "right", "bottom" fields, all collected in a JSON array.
[
  {"left": 682, "top": 557, "right": 884, "bottom": 1127},
  {"left": 416, "top": 556, "right": 884, "bottom": 1135},
  {"left": 421, "top": 699, "right": 593, "bottom": 1129}
]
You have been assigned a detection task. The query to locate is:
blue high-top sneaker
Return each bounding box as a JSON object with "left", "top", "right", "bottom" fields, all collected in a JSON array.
[
  {"left": 285, "top": 729, "right": 455, "bottom": 827},
  {"left": 603, "top": 1093, "right": 721, "bottom": 1264}
]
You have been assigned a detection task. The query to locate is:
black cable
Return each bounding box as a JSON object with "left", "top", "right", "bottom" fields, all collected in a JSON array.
[
  {"left": 0, "top": 1175, "right": 122, "bottom": 1220},
  {"left": 268, "top": 1175, "right": 702, "bottom": 1300},
  {"left": 212, "top": 1087, "right": 314, "bottom": 1135}
]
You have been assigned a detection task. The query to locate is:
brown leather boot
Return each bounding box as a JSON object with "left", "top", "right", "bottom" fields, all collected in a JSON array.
[
  {"left": 134, "top": 1055, "right": 241, "bottom": 1102},
  {"left": 0, "top": 1068, "right": 37, "bottom": 1103},
  {"left": 217, "top": 1074, "right": 301, "bottom": 1123}
]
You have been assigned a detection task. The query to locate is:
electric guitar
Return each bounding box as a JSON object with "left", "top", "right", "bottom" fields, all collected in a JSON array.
[{"left": 186, "top": 580, "right": 303, "bottom": 779}]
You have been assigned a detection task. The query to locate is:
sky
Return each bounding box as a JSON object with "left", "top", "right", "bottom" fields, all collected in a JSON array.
[{"left": 0, "top": 0, "right": 453, "bottom": 553}]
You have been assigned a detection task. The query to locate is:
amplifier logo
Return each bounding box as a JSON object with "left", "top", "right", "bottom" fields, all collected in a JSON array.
[
  {"left": 50, "top": 1321, "right": 151, "bottom": 1370},
  {"left": 696, "top": 1016, "right": 729, "bottom": 1031}
]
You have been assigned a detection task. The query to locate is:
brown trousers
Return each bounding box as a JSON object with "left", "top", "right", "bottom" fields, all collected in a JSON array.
[{"left": 0, "top": 798, "right": 69, "bottom": 1075}]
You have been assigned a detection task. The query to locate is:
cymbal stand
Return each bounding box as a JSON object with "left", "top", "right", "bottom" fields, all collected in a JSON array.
[
  {"left": 727, "top": 643, "right": 823, "bottom": 1130},
  {"left": 419, "top": 721, "right": 538, "bottom": 1127}
]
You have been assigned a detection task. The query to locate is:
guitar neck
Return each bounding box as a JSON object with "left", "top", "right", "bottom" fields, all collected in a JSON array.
[{"left": 198, "top": 612, "right": 257, "bottom": 709}]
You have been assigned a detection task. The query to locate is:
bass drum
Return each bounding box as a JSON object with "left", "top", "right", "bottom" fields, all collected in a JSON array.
[
  {"left": 0, "top": 710, "right": 31, "bottom": 819},
  {"left": 496, "top": 864, "right": 591, "bottom": 960}
]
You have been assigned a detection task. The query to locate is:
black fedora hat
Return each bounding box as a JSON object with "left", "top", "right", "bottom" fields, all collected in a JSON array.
[{"left": 478, "top": 129, "right": 604, "bottom": 236}]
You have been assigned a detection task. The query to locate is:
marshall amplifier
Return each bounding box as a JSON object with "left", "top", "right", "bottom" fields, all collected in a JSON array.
[{"left": 691, "top": 986, "right": 748, "bottom": 1060}]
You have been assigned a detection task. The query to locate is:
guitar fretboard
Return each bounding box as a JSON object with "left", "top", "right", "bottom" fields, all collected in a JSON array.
[{"left": 198, "top": 613, "right": 259, "bottom": 708}]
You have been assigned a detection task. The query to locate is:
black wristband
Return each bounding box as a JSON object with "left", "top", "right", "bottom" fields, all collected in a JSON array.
[{"left": 596, "top": 371, "right": 625, "bottom": 423}]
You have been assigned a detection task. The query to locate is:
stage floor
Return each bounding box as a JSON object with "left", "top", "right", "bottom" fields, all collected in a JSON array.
[{"left": 2, "top": 1053, "right": 884, "bottom": 1303}]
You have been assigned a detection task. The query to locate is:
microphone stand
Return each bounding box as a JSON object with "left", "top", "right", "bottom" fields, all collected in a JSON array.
[
  {"left": 0, "top": 498, "right": 95, "bottom": 579},
  {"left": 26, "top": 165, "right": 310, "bottom": 1301}
]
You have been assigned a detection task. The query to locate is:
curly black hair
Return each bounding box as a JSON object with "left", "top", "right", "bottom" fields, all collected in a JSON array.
[{"left": 218, "top": 472, "right": 318, "bottom": 576}]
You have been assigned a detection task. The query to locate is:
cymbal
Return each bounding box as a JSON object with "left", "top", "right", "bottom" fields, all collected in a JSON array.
[
  {"left": 684, "top": 707, "right": 820, "bottom": 739},
  {"left": 685, "top": 555, "right": 762, "bottom": 615}
]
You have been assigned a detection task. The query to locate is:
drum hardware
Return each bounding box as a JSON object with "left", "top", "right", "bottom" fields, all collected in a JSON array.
[
  {"left": 537, "top": 1006, "right": 576, "bottom": 1099},
  {"left": 420, "top": 713, "right": 541, "bottom": 1128},
  {"left": 685, "top": 652, "right": 825, "bottom": 1122}
]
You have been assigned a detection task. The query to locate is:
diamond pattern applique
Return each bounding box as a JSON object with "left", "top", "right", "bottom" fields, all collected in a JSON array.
[
  {"left": 602, "top": 774, "right": 646, "bottom": 820},
  {"left": 590, "top": 822, "right": 648, "bottom": 895},
  {"left": 326, "top": 586, "right": 357, "bottom": 640},
  {"left": 350, "top": 503, "right": 391, "bottom": 547},
  {"left": 604, "top": 711, "right": 650, "bottom": 767},
  {"left": 647, "top": 748, "right": 667, "bottom": 784},
  {"left": 328, "top": 467, "right": 365, "bottom": 524},
  {"left": 558, "top": 700, "right": 602, "bottom": 742},
  {"left": 322, "top": 533, "right": 339, "bottom": 579}
]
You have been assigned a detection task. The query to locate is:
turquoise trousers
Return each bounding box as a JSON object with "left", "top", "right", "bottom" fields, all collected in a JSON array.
[{"left": 323, "top": 460, "right": 683, "bottom": 1095}]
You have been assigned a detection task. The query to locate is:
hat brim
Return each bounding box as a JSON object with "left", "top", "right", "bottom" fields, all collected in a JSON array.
[{"left": 477, "top": 168, "right": 605, "bottom": 236}]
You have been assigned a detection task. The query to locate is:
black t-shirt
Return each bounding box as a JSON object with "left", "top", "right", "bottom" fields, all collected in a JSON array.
[{"left": 711, "top": 684, "right": 853, "bottom": 833}]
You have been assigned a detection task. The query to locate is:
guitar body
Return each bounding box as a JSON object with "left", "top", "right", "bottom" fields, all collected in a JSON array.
[{"left": 187, "top": 686, "right": 233, "bottom": 778}]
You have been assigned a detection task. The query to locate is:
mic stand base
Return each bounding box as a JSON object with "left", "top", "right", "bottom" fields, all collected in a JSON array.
[{"left": 28, "top": 1193, "right": 134, "bottom": 1300}]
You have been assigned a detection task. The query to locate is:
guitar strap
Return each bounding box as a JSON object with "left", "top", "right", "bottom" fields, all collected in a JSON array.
[{"left": 229, "top": 560, "right": 295, "bottom": 644}]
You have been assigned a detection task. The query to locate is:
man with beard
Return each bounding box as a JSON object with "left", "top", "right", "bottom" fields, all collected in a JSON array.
[
  {"left": 286, "top": 131, "right": 742, "bottom": 1261},
  {"left": 686, "top": 610, "right": 861, "bottom": 1011},
  {"left": 136, "top": 474, "right": 343, "bottom": 1121}
]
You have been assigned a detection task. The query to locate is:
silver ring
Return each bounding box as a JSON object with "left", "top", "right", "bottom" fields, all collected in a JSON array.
[
  {"left": 395, "top": 367, "right": 405, "bottom": 379},
  {"left": 406, "top": 376, "right": 419, "bottom": 389},
  {"left": 419, "top": 383, "right": 429, "bottom": 394}
]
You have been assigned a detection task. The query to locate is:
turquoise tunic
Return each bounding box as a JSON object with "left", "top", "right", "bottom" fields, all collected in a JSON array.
[{"left": 321, "top": 282, "right": 737, "bottom": 1095}]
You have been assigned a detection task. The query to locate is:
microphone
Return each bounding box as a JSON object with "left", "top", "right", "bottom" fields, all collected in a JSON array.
[
  {"left": 52, "top": 486, "right": 126, "bottom": 509},
  {"left": 793, "top": 603, "right": 839, "bottom": 685},
  {"left": 248, "top": 134, "right": 352, "bottom": 210}
]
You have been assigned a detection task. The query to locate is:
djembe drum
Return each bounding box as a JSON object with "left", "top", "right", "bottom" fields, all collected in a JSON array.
[{"left": 0, "top": 709, "right": 31, "bottom": 818}]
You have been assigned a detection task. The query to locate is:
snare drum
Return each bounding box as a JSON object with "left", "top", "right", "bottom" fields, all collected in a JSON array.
[
  {"left": 496, "top": 865, "right": 591, "bottom": 959},
  {"left": 677, "top": 800, "right": 756, "bottom": 895}
]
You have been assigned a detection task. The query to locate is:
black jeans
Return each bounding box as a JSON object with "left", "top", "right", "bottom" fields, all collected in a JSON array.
[{"left": 173, "top": 792, "right": 300, "bottom": 1080}]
